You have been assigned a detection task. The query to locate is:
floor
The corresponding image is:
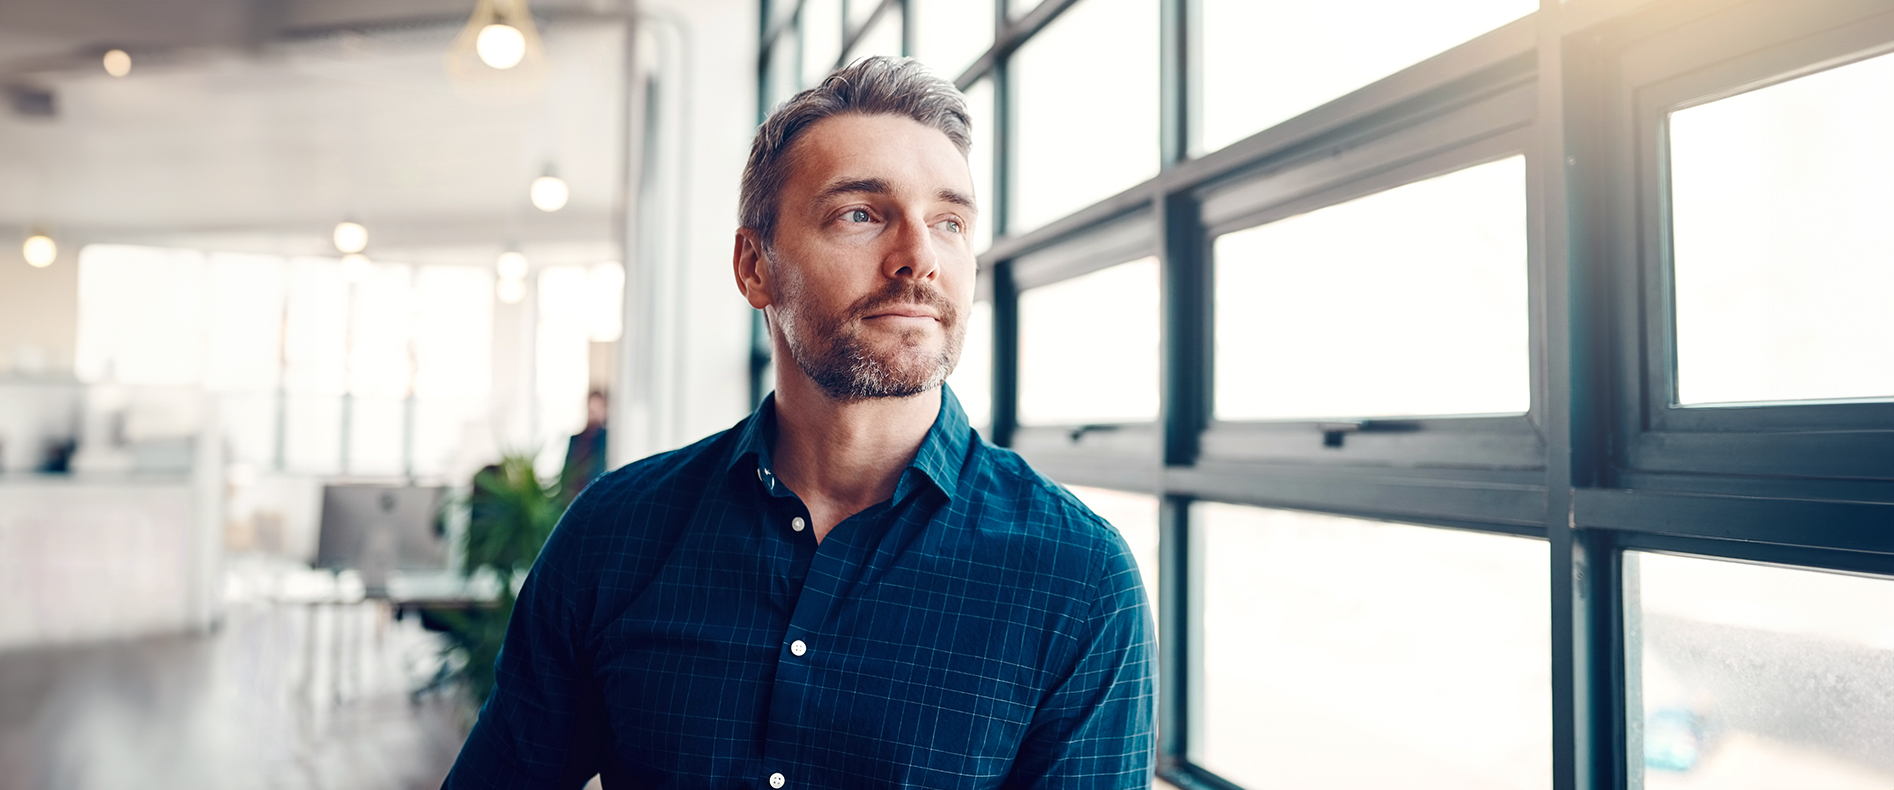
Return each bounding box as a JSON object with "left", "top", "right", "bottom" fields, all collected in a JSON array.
[{"left": 0, "top": 599, "right": 468, "bottom": 790}]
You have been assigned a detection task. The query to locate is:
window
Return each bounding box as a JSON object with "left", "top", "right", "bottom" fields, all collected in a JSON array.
[
  {"left": 1198, "top": 0, "right": 1535, "bottom": 155},
  {"left": 1213, "top": 157, "right": 1529, "bottom": 421},
  {"left": 1669, "top": 51, "right": 1894, "bottom": 407},
  {"left": 845, "top": 3, "right": 902, "bottom": 63},
  {"left": 1009, "top": 0, "right": 1158, "bottom": 233},
  {"left": 1017, "top": 257, "right": 1159, "bottom": 426},
  {"left": 945, "top": 299, "right": 994, "bottom": 433},
  {"left": 75, "top": 244, "right": 496, "bottom": 477},
  {"left": 910, "top": 0, "right": 991, "bottom": 81},
  {"left": 755, "top": 2, "right": 1894, "bottom": 788},
  {"left": 1195, "top": 504, "right": 1549, "bottom": 789},
  {"left": 1628, "top": 552, "right": 1894, "bottom": 785}
]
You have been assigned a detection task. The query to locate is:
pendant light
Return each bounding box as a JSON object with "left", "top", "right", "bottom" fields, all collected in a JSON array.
[
  {"left": 530, "top": 164, "right": 568, "bottom": 212},
  {"left": 102, "top": 49, "right": 132, "bottom": 78},
  {"left": 446, "top": 0, "right": 547, "bottom": 96},
  {"left": 333, "top": 220, "right": 368, "bottom": 254},
  {"left": 22, "top": 227, "right": 56, "bottom": 268}
]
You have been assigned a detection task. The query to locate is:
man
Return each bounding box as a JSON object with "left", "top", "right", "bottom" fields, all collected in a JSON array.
[
  {"left": 444, "top": 56, "right": 1154, "bottom": 789},
  {"left": 560, "top": 390, "right": 610, "bottom": 501}
]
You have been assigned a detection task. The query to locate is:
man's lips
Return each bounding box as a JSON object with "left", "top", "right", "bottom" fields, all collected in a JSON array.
[{"left": 863, "top": 305, "right": 940, "bottom": 320}]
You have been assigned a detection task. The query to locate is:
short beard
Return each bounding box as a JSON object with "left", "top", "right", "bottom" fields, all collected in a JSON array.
[{"left": 774, "top": 264, "right": 965, "bottom": 404}]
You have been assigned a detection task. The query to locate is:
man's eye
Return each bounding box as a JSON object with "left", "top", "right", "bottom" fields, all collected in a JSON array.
[
  {"left": 844, "top": 209, "right": 872, "bottom": 223},
  {"left": 943, "top": 219, "right": 963, "bottom": 234}
]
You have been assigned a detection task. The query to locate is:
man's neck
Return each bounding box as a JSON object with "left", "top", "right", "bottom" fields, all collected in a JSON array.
[{"left": 769, "top": 370, "right": 940, "bottom": 544}]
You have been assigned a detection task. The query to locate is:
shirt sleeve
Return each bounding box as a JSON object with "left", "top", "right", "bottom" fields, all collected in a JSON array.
[
  {"left": 1003, "top": 537, "right": 1158, "bottom": 790},
  {"left": 442, "top": 496, "right": 608, "bottom": 790}
]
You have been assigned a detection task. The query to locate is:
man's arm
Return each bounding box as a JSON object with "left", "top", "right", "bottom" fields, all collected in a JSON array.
[
  {"left": 442, "top": 500, "right": 608, "bottom": 790},
  {"left": 1004, "top": 539, "right": 1158, "bottom": 789}
]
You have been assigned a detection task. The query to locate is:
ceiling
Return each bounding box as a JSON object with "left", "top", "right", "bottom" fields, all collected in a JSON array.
[{"left": 0, "top": 0, "right": 636, "bottom": 267}]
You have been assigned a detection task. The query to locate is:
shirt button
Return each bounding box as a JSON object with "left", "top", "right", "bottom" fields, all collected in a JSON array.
[
  {"left": 769, "top": 772, "right": 785, "bottom": 788},
  {"left": 790, "top": 516, "right": 806, "bottom": 532},
  {"left": 790, "top": 639, "right": 807, "bottom": 657}
]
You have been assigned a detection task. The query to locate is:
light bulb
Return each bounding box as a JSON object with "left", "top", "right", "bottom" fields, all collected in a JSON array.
[
  {"left": 496, "top": 277, "right": 526, "bottom": 304},
  {"left": 341, "top": 253, "right": 372, "bottom": 282},
  {"left": 476, "top": 24, "right": 527, "bottom": 69},
  {"left": 530, "top": 175, "right": 569, "bottom": 212},
  {"left": 22, "top": 234, "right": 56, "bottom": 268},
  {"left": 333, "top": 221, "right": 368, "bottom": 254},
  {"left": 102, "top": 49, "right": 131, "bottom": 78},
  {"left": 496, "top": 251, "right": 529, "bottom": 281}
]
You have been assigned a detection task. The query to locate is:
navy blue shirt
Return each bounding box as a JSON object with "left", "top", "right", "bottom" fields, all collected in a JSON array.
[{"left": 444, "top": 386, "right": 1155, "bottom": 789}]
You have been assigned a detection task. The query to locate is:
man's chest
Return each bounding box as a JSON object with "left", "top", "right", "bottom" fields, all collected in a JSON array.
[{"left": 587, "top": 526, "right": 1075, "bottom": 785}]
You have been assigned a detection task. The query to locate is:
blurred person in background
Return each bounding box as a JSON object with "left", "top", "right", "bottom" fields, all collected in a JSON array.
[
  {"left": 443, "top": 56, "right": 1154, "bottom": 789},
  {"left": 559, "top": 390, "right": 609, "bottom": 501}
]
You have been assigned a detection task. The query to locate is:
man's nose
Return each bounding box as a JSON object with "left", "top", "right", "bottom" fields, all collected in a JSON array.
[{"left": 882, "top": 214, "right": 940, "bottom": 282}]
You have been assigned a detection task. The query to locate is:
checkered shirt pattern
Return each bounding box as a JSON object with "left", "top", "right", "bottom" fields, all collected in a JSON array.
[{"left": 443, "top": 385, "right": 1156, "bottom": 789}]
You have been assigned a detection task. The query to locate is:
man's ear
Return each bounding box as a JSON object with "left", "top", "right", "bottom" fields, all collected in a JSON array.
[{"left": 733, "top": 228, "right": 773, "bottom": 310}]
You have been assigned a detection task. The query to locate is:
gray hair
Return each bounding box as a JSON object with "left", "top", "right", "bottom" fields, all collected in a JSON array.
[{"left": 739, "top": 56, "right": 972, "bottom": 245}]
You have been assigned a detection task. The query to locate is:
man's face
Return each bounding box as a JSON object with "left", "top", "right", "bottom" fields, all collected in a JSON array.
[{"left": 760, "top": 113, "right": 978, "bottom": 402}]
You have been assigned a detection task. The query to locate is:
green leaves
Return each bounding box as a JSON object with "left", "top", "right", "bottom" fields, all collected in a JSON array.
[{"left": 431, "top": 452, "right": 569, "bottom": 706}]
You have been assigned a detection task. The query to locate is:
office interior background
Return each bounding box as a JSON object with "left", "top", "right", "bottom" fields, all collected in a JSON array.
[{"left": 0, "top": 0, "right": 1890, "bottom": 787}]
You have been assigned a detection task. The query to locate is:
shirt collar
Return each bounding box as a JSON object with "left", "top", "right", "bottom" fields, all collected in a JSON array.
[{"left": 724, "top": 384, "right": 973, "bottom": 503}]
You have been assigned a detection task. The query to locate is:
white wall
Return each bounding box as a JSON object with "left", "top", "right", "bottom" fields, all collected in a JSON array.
[{"left": 612, "top": 0, "right": 759, "bottom": 467}]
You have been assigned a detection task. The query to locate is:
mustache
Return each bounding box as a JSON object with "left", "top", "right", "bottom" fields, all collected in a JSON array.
[{"left": 847, "top": 279, "right": 958, "bottom": 327}]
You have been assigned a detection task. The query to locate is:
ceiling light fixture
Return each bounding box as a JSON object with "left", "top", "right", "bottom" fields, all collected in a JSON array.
[
  {"left": 22, "top": 228, "right": 56, "bottom": 268},
  {"left": 530, "top": 166, "right": 568, "bottom": 212},
  {"left": 496, "top": 249, "right": 529, "bottom": 304},
  {"left": 333, "top": 221, "right": 368, "bottom": 254},
  {"left": 102, "top": 50, "right": 132, "bottom": 78},
  {"left": 447, "top": 0, "right": 546, "bottom": 93},
  {"left": 477, "top": 24, "right": 527, "bottom": 69}
]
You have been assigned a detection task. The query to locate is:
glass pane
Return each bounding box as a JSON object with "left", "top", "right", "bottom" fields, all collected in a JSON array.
[
  {"left": 347, "top": 264, "right": 414, "bottom": 399},
  {"left": 283, "top": 258, "right": 349, "bottom": 396},
  {"left": 946, "top": 299, "right": 993, "bottom": 432},
  {"left": 284, "top": 393, "right": 341, "bottom": 473},
  {"left": 1066, "top": 486, "right": 1158, "bottom": 621},
  {"left": 204, "top": 253, "right": 287, "bottom": 394},
  {"left": 846, "top": 4, "right": 902, "bottom": 62},
  {"left": 413, "top": 265, "right": 493, "bottom": 401},
  {"left": 1195, "top": 503, "right": 1551, "bottom": 789},
  {"left": 1018, "top": 257, "right": 1159, "bottom": 425},
  {"left": 769, "top": 27, "right": 801, "bottom": 103},
  {"left": 1630, "top": 552, "right": 1894, "bottom": 786},
  {"left": 912, "top": 0, "right": 992, "bottom": 82},
  {"left": 1200, "top": 0, "right": 1535, "bottom": 154},
  {"left": 217, "top": 393, "right": 278, "bottom": 467},
  {"left": 346, "top": 396, "right": 405, "bottom": 475},
  {"left": 1214, "top": 156, "right": 1529, "bottom": 420},
  {"left": 845, "top": 0, "right": 881, "bottom": 31},
  {"left": 537, "top": 266, "right": 594, "bottom": 442},
  {"left": 963, "top": 78, "right": 996, "bottom": 254},
  {"left": 1670, "top": 52, "right": 1894, "bottom": 406},
  {"left": 1011, "top": 0, "right": 1158, "bottom": 233},
  {"left": 800, "top": 0, "right": 844, "bottom": 86},
  {"left": 75, "top": 245, "right": 210, "bottom": 387}
]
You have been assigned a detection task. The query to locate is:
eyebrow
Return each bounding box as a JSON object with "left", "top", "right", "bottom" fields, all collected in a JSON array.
[
  {"left": 812, "top": 177, "right": 979, "bottom": 214},
  {"left": 813, "top": 177, "right": 892, "bottom": 204}
]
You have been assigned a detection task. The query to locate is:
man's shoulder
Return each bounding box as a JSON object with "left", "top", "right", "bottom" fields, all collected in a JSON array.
[{"left": 960, "top": 437, "right": 1136, "bottom": 577}]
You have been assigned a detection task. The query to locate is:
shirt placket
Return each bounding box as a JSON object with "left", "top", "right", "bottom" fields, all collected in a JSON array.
[{"left": 754, "top": 461, "right": 829, "bottom": 790}]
